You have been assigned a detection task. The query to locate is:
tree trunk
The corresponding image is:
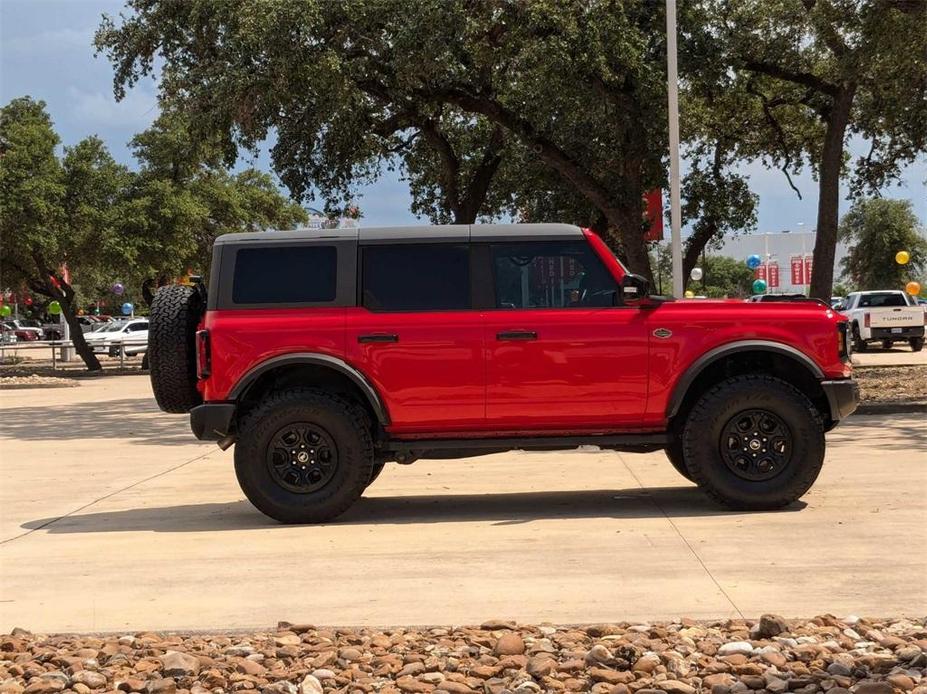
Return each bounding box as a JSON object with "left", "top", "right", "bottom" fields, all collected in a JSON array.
[
  {"left": 682, "top": 226, "right": 718, "bottom": 291},
  {"left": 606, "top": 202, "right": 654, "bottom": 284},
  {"left": 59, "top": 283, "right": 102, "bottom": 371},
  {"left": 809, "top": 88, "right": 855, "bottom": 301}
]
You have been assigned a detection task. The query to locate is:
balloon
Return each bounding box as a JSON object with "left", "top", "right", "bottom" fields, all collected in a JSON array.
[
  {"left": 0, "top": 305, "right": 10, "bottom": 317},
  {"left": 121, "top": 302, "right": 134, "bottom": 316},
  {"left": 111, "top": 282, "right": 125, "bottom": 295},
  {"left": 48, "top": 301, "right": 62, "bottom": 315},
  {"left": 906, "top": 281, "right": 921, "bottom": 296},
  {"left": 896, "top": 251, "right": 910, "bottom": 265},
  {"left": 752, "top": 279, "right": 768, "bottom": 294},
  {"left": 684, "top": 290, "right": 695, "bottom": 298},
  {"left": 746, "top": 254, "right": 762, "bottom": 269},
  {"left": 690, "top": 267, "right": 703, "bottom": 281}
]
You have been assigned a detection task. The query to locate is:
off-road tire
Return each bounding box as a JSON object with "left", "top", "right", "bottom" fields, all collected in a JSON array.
[
  {"left": 664, "top": 437, "right": 693, "bottom": 482},
  {"left": 852, "top": 323, "right": 868, "bottom": 352},
  {"left": 682, "top": 375, "right": 825, "bottom": 510},
  {"left": 911, "top": 337, "right": 924, "bottom": 352},
  {"left": 235, "top": 388, "right": 374, "bottom": 524},
  {"left": 367, "top": 461, "right": 386, "bottom": 488},
  {"left": 148, "top": 285, "right": 203, "bottom": 413}
]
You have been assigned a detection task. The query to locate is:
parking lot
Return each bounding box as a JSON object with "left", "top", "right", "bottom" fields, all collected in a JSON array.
[{"left": 1, "top": 374, "right": 925, "bottom": 633}]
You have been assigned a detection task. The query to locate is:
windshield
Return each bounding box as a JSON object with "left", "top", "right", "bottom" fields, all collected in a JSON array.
[{"left": 93, "top": 320, "right": 125, "bottom": 332}]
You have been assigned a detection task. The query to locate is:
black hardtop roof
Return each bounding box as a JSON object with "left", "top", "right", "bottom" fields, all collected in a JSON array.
[{"left": 213, "top": 223, "right": 583, "bottom": 246}]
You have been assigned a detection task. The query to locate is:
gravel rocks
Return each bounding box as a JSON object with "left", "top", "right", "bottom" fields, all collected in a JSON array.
[{"left": 1, "top": 617, "right": 925, "bottom": 694}]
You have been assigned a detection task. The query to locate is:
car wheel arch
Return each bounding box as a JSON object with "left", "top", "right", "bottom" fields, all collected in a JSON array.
[
  {"left": 230, "top": 353, "right": 390, "bottom": 427},
  {"left": 667, "top": 341, "right": 828, "bottom": 426}
]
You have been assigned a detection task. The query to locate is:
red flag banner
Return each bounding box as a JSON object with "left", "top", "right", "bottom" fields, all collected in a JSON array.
[
  {"left": 643, "top": 189, "right": 663, "bottom": 241},
  {"left": 804, "top": 256, "right": 813, "bottom": 285},
  {"left": 768, "top": 263, "right": 780, "bottom": 288},
  {"left": 790, "top": 256, "right": 805, "bottom": 285}
]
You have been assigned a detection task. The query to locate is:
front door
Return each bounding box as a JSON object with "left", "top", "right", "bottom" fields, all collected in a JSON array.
[
  {"left": 345, "top": 241, "right": 484, "bottom": 434},
  {"left": 482, "top": 240, "right": 649, "bottom": 430}
]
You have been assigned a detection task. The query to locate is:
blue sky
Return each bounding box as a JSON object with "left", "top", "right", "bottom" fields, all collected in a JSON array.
[{"left": 2, "top": 0, "right": 925, "bottom": 232}]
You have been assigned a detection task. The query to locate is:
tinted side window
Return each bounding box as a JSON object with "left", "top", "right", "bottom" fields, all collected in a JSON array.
[
  {"left": 232, "top": 246, "right": 336, "bottom": 304},
  {"left": 363, "top": 244, "right": 470, "bottom": 311},
  {"left": 491, "top": 241, "right": 617, "bottom": 309}
]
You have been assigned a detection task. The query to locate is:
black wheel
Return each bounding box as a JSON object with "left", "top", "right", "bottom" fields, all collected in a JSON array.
[
  {"left": 665, "top": 437, "right": 693, "bottom": 482},
  {"left": 234, "top": 388, "right": 374, "bottom": 523},
  {"left": 141, "top": 352, "right": 150, "bottom": 370},
  {"left": 367, "top": 461, "right": 386, "bottom": 488},
  {"left": 682, "top": 375, "right": 825, "bottom": 510},
  {"left": 852, "top": 323, "right": 868, "bottom": 352},
  {"left": 911, "top": 337, "right": 924, "bottom": 352},
  {"left": 881, "top": 340, "right": 893, "bottom": 350},
  {"left": 148, "top": 285, "right": 204, "bottom": 413}
]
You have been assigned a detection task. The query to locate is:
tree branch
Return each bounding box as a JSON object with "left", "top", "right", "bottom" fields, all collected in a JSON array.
[
  {"left": 746, "top": 82, "right": 803, "bottom": 200},
  {"left": 743, "top": 59, "right": 839, "bottom": 96}
]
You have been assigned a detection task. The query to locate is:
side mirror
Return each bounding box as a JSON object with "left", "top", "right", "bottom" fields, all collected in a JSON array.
[{"left": 619, "top": 273, "right": 650, "bottom": 304}]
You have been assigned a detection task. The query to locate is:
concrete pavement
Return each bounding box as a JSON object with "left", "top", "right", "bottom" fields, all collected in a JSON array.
[{"left": 1, "top": 375, "right": 925, "bottom": 633}]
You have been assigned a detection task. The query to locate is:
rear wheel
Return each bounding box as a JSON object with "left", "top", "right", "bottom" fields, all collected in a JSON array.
[
  {"left": 148, "top": 285, "right": 203, "bottom": 413},
  {"left": 911, "top": 337, "right": 924, "bottom": 352},
  {"left": 881, "top": 339, "right": 893, "bottom": 350},
  {"left": 852, "top": 324, "right": 868, "bottom": 352},
  {"left": 367, "top": 461, "right": 386, "bottom": 488},
  {"left": 234, "top": 388, "right": 373, "bottom": 523},
  {"left": 682, "top": 375, "right": 825, "bottom": 510}
]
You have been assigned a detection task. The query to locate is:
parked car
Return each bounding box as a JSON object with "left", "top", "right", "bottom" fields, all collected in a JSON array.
[
  {"left": 147, "top": 223, "right": 858, "bottom": 524},
  {"left": 0, "top": 324, "right": 18, "bottom": 345},
  {"left": 837, "top": 290, "right": 925, "bottom": 352},
  {"left": 83, "top": 319, "right": 149, "bottom": 355},
  {"left": 2, "top": 320, "right": 41, "bottom": 341}
]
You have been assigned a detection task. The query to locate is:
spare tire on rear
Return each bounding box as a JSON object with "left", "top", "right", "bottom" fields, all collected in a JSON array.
[{"left": 149, "top": 285, "right": 204, "bottom": 413}]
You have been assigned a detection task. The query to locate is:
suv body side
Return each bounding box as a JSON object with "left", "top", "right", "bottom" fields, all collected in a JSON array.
[{"left": 197, "top": 224, "right": 853, "bottom": 440}]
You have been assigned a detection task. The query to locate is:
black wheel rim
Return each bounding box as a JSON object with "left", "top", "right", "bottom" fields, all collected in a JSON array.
[
  {"left": 719, "top": 409, "right": 792, "bottom": 481},
  {"left": 266, "top": 423, "right": 338, "bottom": 493}
]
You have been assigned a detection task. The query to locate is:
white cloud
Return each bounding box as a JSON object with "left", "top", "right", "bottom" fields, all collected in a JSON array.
[{"left": 67, "top": 85, "right": 159, "bottom": 129}]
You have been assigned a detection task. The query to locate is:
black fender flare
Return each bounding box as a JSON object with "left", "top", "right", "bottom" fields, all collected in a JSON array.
[
  {"left": 229, "top": 353, "right": 390, "bottom": 425},
  {"left": 666, "top": 340, "right": 824, "bottom": 419}
]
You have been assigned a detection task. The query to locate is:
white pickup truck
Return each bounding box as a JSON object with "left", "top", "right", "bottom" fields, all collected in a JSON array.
[{"left": 838, "top": 290, "right": 925, "bottom": 352}]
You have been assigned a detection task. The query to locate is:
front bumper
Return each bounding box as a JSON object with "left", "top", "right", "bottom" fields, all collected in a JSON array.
[
  {"left": 821, "top": 379, "right": 860, "bottom": 422},
  {"left": 190, "top": 403, "right": 236, "bottom": 441}
]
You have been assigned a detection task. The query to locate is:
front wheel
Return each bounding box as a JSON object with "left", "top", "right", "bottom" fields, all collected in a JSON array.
[
  {"left": 664, "top": 437, "right": 693, "bottom": 482},
  {"left": 234, "top": 388, "right": 374, "bottom": 523},
  {"left": 881, "top": 340, "right": 894, "bottom": 350},
  {"left": 682, "top": 375, "right": 825, "bottom": 510},
  {"left": 911, "top": 337, "right": 924, "bottom": 352}
]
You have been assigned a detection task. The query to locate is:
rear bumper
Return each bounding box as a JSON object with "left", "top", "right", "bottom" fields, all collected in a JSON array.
[
  {"left": 869, "top": 326, "right": 924, "bottom": 340},
  {"left": 190, "top": 403, "right": 236, "bottom": 441},
  {"left": 821, "top": 379, "right": 860, "bottom": 422}
]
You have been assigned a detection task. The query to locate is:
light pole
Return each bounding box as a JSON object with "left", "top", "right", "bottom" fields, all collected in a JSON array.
[{"left": 666, "top": 0, "right": 684, "bottom": 297}]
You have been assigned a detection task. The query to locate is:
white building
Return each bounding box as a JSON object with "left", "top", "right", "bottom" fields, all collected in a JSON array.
[{"left": 709, "top": 231, "right": 850, "bottom": 294}]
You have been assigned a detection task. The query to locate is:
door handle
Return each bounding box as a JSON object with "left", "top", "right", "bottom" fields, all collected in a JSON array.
[
  {"left": 497, "top": 330, "right": 538, "bottom": 341},
  {"left": 358, "top": 333, "right": 399, "bottom": 343}
]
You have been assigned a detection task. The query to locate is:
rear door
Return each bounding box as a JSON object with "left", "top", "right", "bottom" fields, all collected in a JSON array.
[
  {"left": 345, "top": 236, "right": 484, "bottom": 434},
  {"left": 481, "top": 239, "right": 649, "bottom": 430}
]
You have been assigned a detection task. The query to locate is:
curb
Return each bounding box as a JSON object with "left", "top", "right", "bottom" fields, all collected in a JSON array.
[{"left": 855, "top": 402, "right": 927, "bottom": 415}]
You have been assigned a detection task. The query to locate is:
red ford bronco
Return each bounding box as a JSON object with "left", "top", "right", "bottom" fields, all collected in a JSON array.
[{"left": 148, "top": 224, "right": 858, "bottom": 523}]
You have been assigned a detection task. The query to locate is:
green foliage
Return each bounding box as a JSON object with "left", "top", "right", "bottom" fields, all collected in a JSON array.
[
  {"left": 0, "top": 97, "right": 65, "bottom": 276},
  {"left": 839, "top": 198, "right": 927, "bottom": 291},
  {"left": 1, "top": 96, "right": 307, "bottom": 369},
  {"left": 95, "top": 0, "right": 689, "bottom": 275},
  {"left": 691, "top": 0, "right": 927, "bottom": 299},
  {"left": 651, "top": 244, "right": 754, "bottom": 297},
  {"left": 699, "top": 255, "right": 756, "bottom": 298}
]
